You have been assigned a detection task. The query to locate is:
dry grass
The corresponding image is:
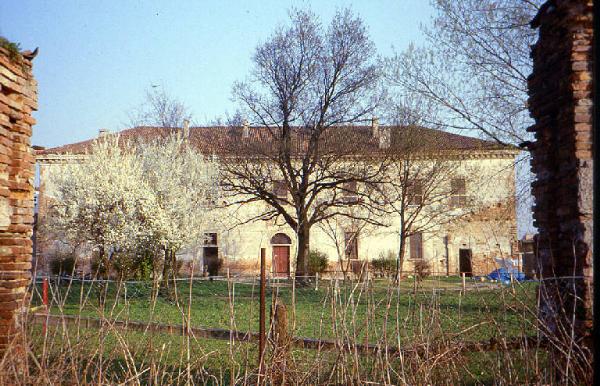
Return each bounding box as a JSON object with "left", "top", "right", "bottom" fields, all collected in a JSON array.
[{"left": 0, "top": 274, "right": 592, "bottom": 385}]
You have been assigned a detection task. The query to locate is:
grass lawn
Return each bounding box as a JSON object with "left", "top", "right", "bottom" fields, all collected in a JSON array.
[
  {"left": 24, "top": 277, "right": 545, "bottom": 384},
  {"left": 31, "top": 277, "right": 539, "bottom": 344}
]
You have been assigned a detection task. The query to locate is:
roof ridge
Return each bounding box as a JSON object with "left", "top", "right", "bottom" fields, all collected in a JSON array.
[{"left": 36, "top": 125, "right": 517, "bottom": 156}]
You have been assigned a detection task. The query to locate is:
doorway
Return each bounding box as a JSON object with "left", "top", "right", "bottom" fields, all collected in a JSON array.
[
  {"left": 203, "top": 232, "right": 219, "bottom": 276},
  {"left": 271, "top": 233, "right": 291, "bottom": 278},
  {"left": 459, "top": 249, "right": 473, "bottom": 277},
  {"left": 204, "top": 247, "right": 219, "bottom": 276}
]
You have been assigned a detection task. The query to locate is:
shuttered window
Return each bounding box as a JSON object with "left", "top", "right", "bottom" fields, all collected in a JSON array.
[
  {"left": 407, "top": 179, "right": 423, "bottom": 205},
  {"left": 342, "top": 180, "right": 358, "bottom": 202},
  {"left": 450, "top": 178, "right": 467, "bottom": 207},
  {"left": 273, "top": 180, "right": 287, "bottom": 199},
  {"left": 409, "top": 232, "right": 423, "bottom": 260}
]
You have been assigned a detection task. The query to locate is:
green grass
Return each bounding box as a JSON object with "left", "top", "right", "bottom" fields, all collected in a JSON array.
[
  {"left": 25, "top": 278, "right": 545, "bottom": 384},
  {"left": 31, "top": 277, "right": 538, "bottom": 344}
]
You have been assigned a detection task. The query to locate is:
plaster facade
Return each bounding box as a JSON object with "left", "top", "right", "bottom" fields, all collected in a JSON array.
[{"left": 36, "top": 128, "right": 519, "bottom": 278}]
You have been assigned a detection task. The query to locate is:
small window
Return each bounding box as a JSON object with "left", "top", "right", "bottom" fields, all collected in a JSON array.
[
  {"left": 273, "top": 180, "right": 287, "bottom": 199},
  {"left": 407, "top": 180, "right": 423, "bottom": 206},
  {"left": 450, "top": 178, "right": 467, "bottom": 208},
  {"left": 409, "top": 232, "right": 423, "bottom": 260},
  {"left": 344, "top": 231, "right": 359, "bottom": 260},
  {"left": 204, "top": 233, "right": 218, "bottom": 246},
  {"left": 342, "top": 180, "right": 358, "bottom": 202}
]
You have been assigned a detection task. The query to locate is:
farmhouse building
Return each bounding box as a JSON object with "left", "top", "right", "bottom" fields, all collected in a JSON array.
[{"left": 35, "top": 122, "right": 520, "bottom": 277}]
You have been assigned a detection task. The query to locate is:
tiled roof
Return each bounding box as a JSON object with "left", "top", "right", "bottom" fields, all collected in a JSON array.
[{"left": 36, "top": 125, "right": 517, "bottom": 157}]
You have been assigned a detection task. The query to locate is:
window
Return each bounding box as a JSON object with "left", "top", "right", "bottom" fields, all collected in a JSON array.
[
  {"left": 273, "top": 180, "right": 287, "bottom": 199},
  {"left": 407, "top": 180, "right": 423, "bottom": 206},
  {"left": 344, "top": 231, "right": 359, "bottom": 260},
  {"left": 409, "top": 232, "right": 423, "bottom": 260},
  {"left": 450, "top": 178, "right": 467, "bottom": 208},
  {"left": 204, "top": 233, "right": 218, "bottom": 246},
  {"left": 342, "top": 180, "right": 358, "bottom": 202}
]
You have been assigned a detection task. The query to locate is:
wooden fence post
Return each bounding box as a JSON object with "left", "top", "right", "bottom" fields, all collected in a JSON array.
[
  {"left": 42, "top": 277, "right": 48, "bottom": 335},
  {"left": 413, "top": 273, "right": 417, "bottom": 294},
  {"left": 258, "top": 248, "right": 266, "bottom": 383},
  {"left": 271, "top": 299, "right": 289, "bottom": 385},
  {"left": 462, "top": 273, "right": 466, "bottom": 293}
]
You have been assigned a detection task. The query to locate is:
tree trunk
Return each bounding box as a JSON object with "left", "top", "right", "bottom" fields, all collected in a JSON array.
[
  {"left": 170, "top": 249, "right": 177, "bottom": 296},
  {"left": 295, "top": 225, "right": 310, "bottom": 282},
  {"left": 395, "top": 235, "right": 407, "bottom": 283},
  {"left": 160, "top": 248, "right": 172, "bottom": 297}
]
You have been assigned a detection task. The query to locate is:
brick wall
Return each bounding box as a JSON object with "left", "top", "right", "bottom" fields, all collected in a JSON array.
[
  {"left": 528, "top": 0, "right": 593, "bottom": 380},
  {"left": 0, "top": 46, "right": 37, "bottom": 351}
]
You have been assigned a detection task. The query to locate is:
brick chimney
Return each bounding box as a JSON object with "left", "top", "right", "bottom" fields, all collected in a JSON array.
[
  {"left": 183, "top": 119, "right": 190, "bottom": 138},
  {"left": 98, "top": 128, "right": 109, "bottom": 138},
  {"left": 242, "top": 119, "right": 250, "bottom": 138},
  {"left": 371, "top": 117, "right": 379, "bottom": 138}
]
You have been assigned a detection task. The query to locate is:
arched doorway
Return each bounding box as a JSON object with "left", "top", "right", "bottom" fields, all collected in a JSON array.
[{"left": 270, "top": 233, "right": 291, "bottom": 278}]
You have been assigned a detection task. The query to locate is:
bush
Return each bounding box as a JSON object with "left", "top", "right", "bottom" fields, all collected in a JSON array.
[
  {"left": 308, "top": 250, "right": 328, "bottom": 275},
  {"left": 414, "top": 259, "right": 431, "bottom": 281},
  {"left": 111, "top": 252, "right": 142, "bottom": 280},
  {"left": 371, "top": 251, "right": 396, "bottom": 278},
  {"left": 90, "top": 255, "right": 110, "bottom": 278},
  {"left": 0, "top": 36, "right": 22, "bottom": 62},
  {"left": 50, "top": 255, "right": 76, "bottom": 276},
  {"left": 105, "top": 250, "right": 158, "bottom": 281}
]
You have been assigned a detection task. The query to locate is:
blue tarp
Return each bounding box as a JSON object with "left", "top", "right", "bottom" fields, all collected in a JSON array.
[{"left": 487, "top": 267, "right": 526, "bottom": 284}]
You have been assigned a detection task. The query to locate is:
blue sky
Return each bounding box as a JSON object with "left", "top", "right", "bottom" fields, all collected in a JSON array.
[{"left": 0, "top": 1, "right": 434, "bottom": 148}]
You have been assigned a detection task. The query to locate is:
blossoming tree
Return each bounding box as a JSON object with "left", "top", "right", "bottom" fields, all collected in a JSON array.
[{"left": 47, "top": 134, "right": 216, "bottom": 296}]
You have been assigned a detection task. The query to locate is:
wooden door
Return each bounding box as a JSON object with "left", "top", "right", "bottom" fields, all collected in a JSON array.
[
  {"left": 459, "top": 249, "right": 472, "bottom": 277},
  {"left": 272, "top": 246, "right": 290, "bottom": 278}
]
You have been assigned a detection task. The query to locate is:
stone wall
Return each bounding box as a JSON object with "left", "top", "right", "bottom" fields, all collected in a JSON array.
[
  {"left": 528, "top": 0, "right": 593, "bottom": 380},
  {"left": 0, "top": 45, "right": 37, "bottom": 351}
]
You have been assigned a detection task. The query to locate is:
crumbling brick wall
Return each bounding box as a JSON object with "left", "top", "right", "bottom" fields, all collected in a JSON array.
[
  {"left": 0, "top": 45, "right": 37, "bottom": 351},
  {"left": 528, "top": 0, "right": 593, "bottom": 380}
]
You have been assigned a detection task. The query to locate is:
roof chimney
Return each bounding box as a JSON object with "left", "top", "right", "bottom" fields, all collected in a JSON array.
[
  {"left": 242, "top": 119, "right": 250, "bottom": 138},
  {"left": 371, "top": 117, "right": 380, "bottom": 137},
  {"left": 379, "top": 126, "right": 390, "bottom": 149},
  {"left": 98, "top": 128, "right": 109, "bottom": 138},
  {"left": 183, "top": 119, "right": 190, "bottom": 138}
]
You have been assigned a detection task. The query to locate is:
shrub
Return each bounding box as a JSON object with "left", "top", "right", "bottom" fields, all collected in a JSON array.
[
  {"left": 90, "top": 255, "right": 110, "bottom": 278},
  {"left": 0, "top": 36, "right": 22, "bottom": 62},
  {"left": 112, "top": 253, "right": 134, "bottom": 279},
  {"left": 50, "top": 255, "right": 76, "bottom": 276},
  {"left": 414, "top": 259, "right": 431, "bottom": 281},
  {"left": 371, "top": 251, "right": 396, "bottom": 278},
  {"left": 308, "top": 250, "right": 328, "bottom": 275}
]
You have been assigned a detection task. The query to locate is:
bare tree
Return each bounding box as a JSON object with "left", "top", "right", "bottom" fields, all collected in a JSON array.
[
  {"left": 222, "top": 9, "right": 386, "bottom": 280},
  {"left": 318, "top": 211, "right": 379, "bottom": 279},
  {"left": 387, "top": 0, "right": 541, "bottom": 145},
  {"left": 386, "top": 0, "right": 542, "bottom": 237},
  {"left": 128, "top": 86, "right": 192, "bottom": 129},
  {"left": 382, "top": 146, "right": 461, "bottom": 280}
]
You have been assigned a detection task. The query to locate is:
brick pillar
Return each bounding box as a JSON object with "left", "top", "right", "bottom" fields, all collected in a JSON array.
[
  {"left": 0, "top": 45, "right": 37, "bottom": 354},
  {"left": 527, "top": 0, "right": 593, "bottom": 382}
]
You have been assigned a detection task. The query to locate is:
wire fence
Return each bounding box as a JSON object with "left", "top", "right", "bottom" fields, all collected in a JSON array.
[{"left": 14, "top": 268, "right": 592, "bottom": 384}]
